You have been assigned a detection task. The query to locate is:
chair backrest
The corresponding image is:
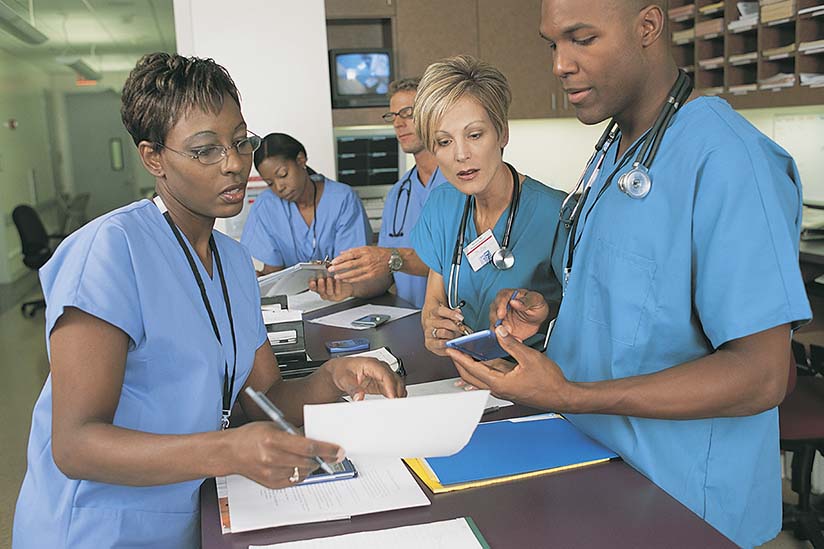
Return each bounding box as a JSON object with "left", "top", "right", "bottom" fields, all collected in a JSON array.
[{"left": 12, "top": 205, "right": 51, "bottom": 269}]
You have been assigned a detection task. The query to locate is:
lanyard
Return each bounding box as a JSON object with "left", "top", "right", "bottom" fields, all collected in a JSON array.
[{"left": 155, "top": 197, "right": 238, "bottom": 430}]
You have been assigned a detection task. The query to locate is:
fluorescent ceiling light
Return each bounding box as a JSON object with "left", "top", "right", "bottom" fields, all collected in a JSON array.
[
  {"left": 0, "top": 1, "right": 48, "bottom": 45},
  {"left": 56, "top": 57, "right": 103, "bottom": 81}
]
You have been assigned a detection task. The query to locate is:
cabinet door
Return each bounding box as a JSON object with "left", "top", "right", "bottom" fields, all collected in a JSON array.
[
  {"left": 395, "top": 0, "right": 479, "bottom": 78},
  {"left": 478, "top": 0, "right": 567, "bottom": 118},
  {"left": 325, "top": 0, "right": 396, "bottom": 18}
]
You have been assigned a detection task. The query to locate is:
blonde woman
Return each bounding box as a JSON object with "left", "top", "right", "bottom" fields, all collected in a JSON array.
[{"left": 410, "top": 55, "right": 568, "bottom": 356}]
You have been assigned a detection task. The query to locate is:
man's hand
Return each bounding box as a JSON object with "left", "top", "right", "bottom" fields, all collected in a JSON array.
[
  {"left": 488, "top": 288, "right": 549, "bottom": 341},
  {"left": 309, "top": 276, "right": 355, "bottom": 302},
  {"left": 328, "top": 247, "right": 391, "bottom": 283}
]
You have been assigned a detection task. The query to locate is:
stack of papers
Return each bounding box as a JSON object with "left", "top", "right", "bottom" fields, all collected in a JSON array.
[
  {"left": 729, "top": 51, "right": 758, "bottom": 65},
  {"left": 729, "top": 83, "right": 759, "bottom": 94},
  {"left": 759, "top": 72, "right": 796, "bottom": 89},
  {"left": 287, "top": 291, "right": 352, "bottom": 314},
  {"left": 668, "top": 4, "right": 695, "bottom": 21},
  {"left": 259, "top": 263, "right": 329, "bottom": 297},
  {"left": 801, "top": 73, "right": 824, "bottom": 87},
  {"left": 800, "top": 39, "right": 824, "bottom": 54},
  {"left": 405, "top": 414, "right": 618, "bottom": 494},
  {"left": 701, "top": 86, "right": 726, "bottom": 96},
  {"left": 698, "top": 56, "right": 725, "bottom": 69},
  {"left": 798, "top": 4, "right": 824, "bottom": 17},
  {"left": 221, "top": 457, "right": 430, "bottom": 533},
  {"left": 307, "top": 304, "right": 419, "bottom": 330},
  {"left": 763, "top": 43, "right": 796, "bottom": 58},
  {"left": 249, "top": 518, "right": 490, "bottom": 549},
  {"left": 761, "top": 0, "right": 796, "bottom": 23},
  {"left": 699, "top": 1, "right": 725, "bottom": 15},
  {"left": 729, "top": 11, "right": 759, "bottom": 31},
  {"left": 695, "top": 17, "right": 725, "bottom": 37},
  {"left": 672, "top": 27, "right": 695, "bottom": 43}
]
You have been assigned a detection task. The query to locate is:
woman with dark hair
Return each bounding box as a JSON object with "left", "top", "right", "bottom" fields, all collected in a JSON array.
[
  {"left": 12, "top": 53, "right": 403, "bottom": 549},
  {"left": 241, "top": 132, "right": 372, "bottom": 275}
]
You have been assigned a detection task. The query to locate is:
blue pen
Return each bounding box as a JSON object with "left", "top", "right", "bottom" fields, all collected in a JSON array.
[
  {"left": 496, "top": 289, "right": 520, "bottom": 328},
  {"left": 243, "top": 387, "right": 335, "bottom": 474}
]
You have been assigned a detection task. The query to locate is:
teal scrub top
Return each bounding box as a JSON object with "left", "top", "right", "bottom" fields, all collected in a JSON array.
[
  {"left": 240, "top": 176, "right": 372, "bottom": 267},
  {"left": 411, "top": 177, "right": 567, "bottom": 331},
  {"left": 378, "top": 165, "right": 448, "bottom": 307},
  {"left": 549, "top": 97, "right": 811, "bottom": 548},
  {"left": 13, "top": 199, "right": 267, "bottom": 548}
]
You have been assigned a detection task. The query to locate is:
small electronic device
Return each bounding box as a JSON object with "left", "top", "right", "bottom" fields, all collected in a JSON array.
[
  {"left": 445, "top": 329, "right": 508, "bottom": 361},
  {"left": 301, "top": 458, "right": 358, "bottom": 485},
  {"left": 350, "top": 314, "right": 390, "bottom": 328},
  {"left": 325, "top": 338, "right": 370, "bottom": 353},
  {"left": 328, "top": 48, "right": 393, "bottom": 108}
]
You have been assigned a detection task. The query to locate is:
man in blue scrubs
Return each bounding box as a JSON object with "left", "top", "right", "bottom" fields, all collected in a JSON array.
[
  {"left": 321, "top": 78, "right": 447, "bottom": 307},
  {"left": 446, "top": 2, "right": 811, "bottom": 547}
]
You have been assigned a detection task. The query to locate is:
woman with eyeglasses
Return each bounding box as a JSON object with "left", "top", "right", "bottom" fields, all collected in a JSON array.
[
  {"left": 240, "top": 133, "right": 372, "bottom": 276},
  {"left": 411, "top": 55, "right": 569, "bottom": 356},
  {"left": 12, "top": 53, "right": 404, "bottom": 549}
]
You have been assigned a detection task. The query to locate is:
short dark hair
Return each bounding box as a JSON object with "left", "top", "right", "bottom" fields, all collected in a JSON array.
[
  {"left": 388, "top": 77, "right": 421, "bottom": 97},
  {"left": 254, "top": 133, "right": 316, "bottom": 175},
  {"left": 120, "top": 52, "right": 241, "bottom": 148}
]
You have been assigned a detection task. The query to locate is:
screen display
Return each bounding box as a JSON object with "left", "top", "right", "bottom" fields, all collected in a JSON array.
[{"left": 334, "top": 53, "right": 390, "bottom": 96}]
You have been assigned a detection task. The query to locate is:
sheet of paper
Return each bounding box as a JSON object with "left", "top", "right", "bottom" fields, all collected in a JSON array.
[
  {"left": 307, "top": 304, "right": 419, "bottom": 330},
  {"left": 287, "top": 291, "right": 353, "bottom": 313},
  {"left": 249, "top": 518, "right": 485, "bottom": 548},
  {"left": 224, "top": 457, "right": 430, "bottom": 533},
  {"left": 348, "top": 347, "right": 401, "bottom": 373},
  {"left": 304, "top": 390, "right": 488, "bottom": 458},
  {"left": 262, "top": 308, "right": 302, "bottom": 326},
  {"left": 360, "top": 377, "right": 513, "bottom": 410}
]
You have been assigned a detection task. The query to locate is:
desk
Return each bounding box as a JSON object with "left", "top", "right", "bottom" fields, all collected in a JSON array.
[{"left": 201, "top": 296, "right": 735, "bottom": 548}]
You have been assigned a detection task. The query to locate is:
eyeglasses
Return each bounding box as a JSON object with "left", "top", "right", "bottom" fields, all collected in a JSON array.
[
  {"left": 381, "top": 106, "right": 413, "bottom": 123},
  {"left": 157, "top": 132, "right": 262, "bottom": 166}
]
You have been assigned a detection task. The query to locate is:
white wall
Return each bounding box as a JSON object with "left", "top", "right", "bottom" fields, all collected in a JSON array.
[
  {"left": 173, "top": 0, "right": 336, "bottom": 178},
  {"left": 0, "top": 50, "right": 57, "bottom": 284}
]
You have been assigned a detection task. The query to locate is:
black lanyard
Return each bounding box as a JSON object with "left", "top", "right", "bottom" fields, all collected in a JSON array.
[{"left": 160, "top": 206, "right": 238, "bottom": 430}]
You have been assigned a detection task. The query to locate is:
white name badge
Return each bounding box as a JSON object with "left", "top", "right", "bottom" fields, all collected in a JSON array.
[{"left": 464, "top": 229, "right": 501, "bottom": 272}]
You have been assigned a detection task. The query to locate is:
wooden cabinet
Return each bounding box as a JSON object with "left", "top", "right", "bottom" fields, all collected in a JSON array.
[
  {"left": 325, "top": 0, "right": 395, "bottom": 19},
  {"left": 395, "top": 0, "right": 479, "bottom": 79},
  {"left": 669, "top": 0, "right": 824, "bottom": 108}
]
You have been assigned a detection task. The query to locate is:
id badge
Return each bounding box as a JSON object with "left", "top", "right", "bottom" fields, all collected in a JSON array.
[{"left": 464, "top": 229, "right": 501, "bottom": 272}]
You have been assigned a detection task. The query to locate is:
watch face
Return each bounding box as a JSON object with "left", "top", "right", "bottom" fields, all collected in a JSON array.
[{"left": 389, "top": 250, "right": 402, "bottom": 271}]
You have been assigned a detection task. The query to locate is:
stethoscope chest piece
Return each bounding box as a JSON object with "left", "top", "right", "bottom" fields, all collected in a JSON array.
[
  {"left": 618, "top": 167, "right": 652, "bottom": 199},
  {"left": 492, "top": 247, "right": 515, "bottom": 270}
]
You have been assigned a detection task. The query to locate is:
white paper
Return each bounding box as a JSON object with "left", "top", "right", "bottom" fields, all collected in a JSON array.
[
  {"left": 259, "top": 263, "right": 329, "bottom": 297},
  {"left": 224, "top": 457, "right": 430, "bottom": 533},
  {"left": 262, "top": 309, "right": 302, "bottom": 326},
  {"left": 360, "top": 377, "right": 513, "bottom": 410},
  {"left": 307, "top": 304, "right": 419, "bottom": 330},
  {"left": 249, "top": 518, "right": 484, "bottom": 549},
  {"left": 348, "top": 347, "right": 402, "bottom": 373},
  {"left": 304, "top": 390, "right": 488, "bottom": 458},
  {"left": 288, "top": 291, "right": 353, "bottom": 313}
]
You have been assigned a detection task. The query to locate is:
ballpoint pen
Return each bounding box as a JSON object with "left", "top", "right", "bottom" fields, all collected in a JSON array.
[
  {"left": 495, "top": 289, "right": 520, "bottom": 328},
  {"left": 452, "top": 299, "right": 473, "bottom": 336},
  {"left": 243, "top": 387, "right": 335, "bottom": 474}
]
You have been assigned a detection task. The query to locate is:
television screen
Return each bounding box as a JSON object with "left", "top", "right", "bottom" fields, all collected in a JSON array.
[{"left": 330, "top": 50, "right": 392, "bottom": 108}]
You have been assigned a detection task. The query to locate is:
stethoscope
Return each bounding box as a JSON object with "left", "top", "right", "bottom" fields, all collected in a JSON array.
[
  {"left": 560, "top": 70, "right": 693, "bottom": 290},
  {"left": 447, "top": 162, "right": 521, "bottom": 310},
  {"left": 388, "top": 166, "right": 440, "bottom": 237}
]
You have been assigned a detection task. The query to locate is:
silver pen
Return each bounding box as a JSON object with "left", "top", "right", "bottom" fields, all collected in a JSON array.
[{"left": 243, "top": 387, "right": 335, "bottom": 474}]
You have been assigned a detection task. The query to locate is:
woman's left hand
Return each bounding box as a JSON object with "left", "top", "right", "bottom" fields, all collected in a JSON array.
[{"left": 324, "top": 357, "right": 407, "bottom": 401}]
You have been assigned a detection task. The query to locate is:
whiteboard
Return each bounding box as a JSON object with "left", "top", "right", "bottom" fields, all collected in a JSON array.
[{"left": 774, "top": 114, "right": 824, "bottom": 205}]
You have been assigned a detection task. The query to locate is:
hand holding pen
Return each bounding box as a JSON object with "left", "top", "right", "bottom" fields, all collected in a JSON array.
[
  {"left": 489, "top": 288, "right": 549, "bottom": 342},
  {"left": 424, "top": 301, "right": 473, "bottom": 356}
]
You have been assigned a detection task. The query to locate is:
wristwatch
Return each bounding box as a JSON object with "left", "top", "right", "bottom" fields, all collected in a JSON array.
[{"left": 388, "top": 248, "right": 403, "bottom": 273}]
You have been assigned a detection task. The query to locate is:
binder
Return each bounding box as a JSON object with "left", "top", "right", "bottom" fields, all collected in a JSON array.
[{"left": 405, "top": 413, "right": 618, "bottom": 493}]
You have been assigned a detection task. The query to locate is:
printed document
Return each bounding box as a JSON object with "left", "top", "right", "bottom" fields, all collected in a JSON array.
[
  {"left": 356, "top": 377, "right": 513, "bottom": 411},
  {"left": 307, "top": 304, "right": 418, "bottom": 330},
  {"left": 304, "top": 390, "right": 488, "bottom": 458}
]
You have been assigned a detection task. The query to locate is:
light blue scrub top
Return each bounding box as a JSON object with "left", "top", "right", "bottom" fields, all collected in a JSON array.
[
  {"left": 378, "top": 165, "right": 448, "bottom": 307},
  {"left": 13, "top": 199, "right": 267, "bottom": 549},
  {"left": 240, "top": 176, "right": 372, "bottom": 267},
  {"left": 549, "top": 97, "right": 811, "bottom": 548},
  {"left": 412, "top": 177, "right": 567, "bottom": 331}
]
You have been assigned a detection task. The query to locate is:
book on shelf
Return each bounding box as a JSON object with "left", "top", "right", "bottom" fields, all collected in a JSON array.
[
  {"left": 729, "top": 83, "right": 759, "bottom": 94},
  {"left": 698, "top": 56, "right": 725, "bottom": 69},
  {"left": 672, "top": 27, "right": 696, "bottom": 43},
  {"left": 800, "top": 73, "right": 824, "bottom": 86},
  {"left": 695, "top": 18, "right": 725, "bottom": 36},
  {"left": 798, "top": 4, "right": 824, "bottom": 16},
  {"left": 762, "top": 43, "right": 797, "bottom": 57},
  {"left": 759, "top": 72, "right": 796, "bottom": 89},
  {"left": 668, "top": 4, "right": 696, "bottom": 20},
  {"left": 729, "top": 51, "right": 758, "bottom": 64},
  {"left": 799, "top": 39, "right": 824, "bottom": 53}
]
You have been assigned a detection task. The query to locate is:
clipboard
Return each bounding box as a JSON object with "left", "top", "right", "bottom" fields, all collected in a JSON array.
[{"left": 258, "top": 262, "right": 329, "bottom": 297}]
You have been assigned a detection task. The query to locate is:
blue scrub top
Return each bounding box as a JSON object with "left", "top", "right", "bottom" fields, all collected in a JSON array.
[
  {"left": 13, "top": 199, "right": 267, "bottom": 549},
  {"left": 378, "top": 165, "right": 448, "bottom": 307},
  {"left": 240, "top": 176, "right": 372, "bottom": 267},
  {"left": 549, "top": 97, "right": 811, "bottom": 548},
  {"left": 412, "top": 177, "right": 567, "bottom": 331}
]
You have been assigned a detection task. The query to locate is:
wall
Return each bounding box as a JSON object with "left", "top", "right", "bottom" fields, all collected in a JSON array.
[
  {"left": 173, "top": 0, "right": 336, "bottom": 179},
  {"left": 0, "top": 50, "right": 57, "bottom": 284}
]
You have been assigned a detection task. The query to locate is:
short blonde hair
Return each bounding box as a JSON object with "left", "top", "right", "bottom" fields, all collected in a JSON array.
[{"left": 414, "top": 55, "right": 511, "bottom": 152}]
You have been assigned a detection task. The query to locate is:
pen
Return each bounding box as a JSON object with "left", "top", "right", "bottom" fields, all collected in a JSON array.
[
  {"left": 495, "top": 289, "right": 520, "bottom": 327},
  {"left": 451, "top": 299, "right": 472, "bottom": 336},
  {"left": 243, "top": 387, "right": 335, "bottom": 474}
]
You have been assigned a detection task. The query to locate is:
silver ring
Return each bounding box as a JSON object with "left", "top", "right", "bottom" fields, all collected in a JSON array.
[
  {"left": 431, "top": 327, "right": 438, "bottom": 339},
  {"left": 289, "top": 466, "right": 300, "bottom": 483}
]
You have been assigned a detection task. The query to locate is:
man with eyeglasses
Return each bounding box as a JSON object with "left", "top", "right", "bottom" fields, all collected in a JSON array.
[{"left": 320, "top": 78, "right": 448, "bottom": 308}]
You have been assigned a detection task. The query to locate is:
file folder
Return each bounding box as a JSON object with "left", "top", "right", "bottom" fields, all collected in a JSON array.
[{"left": 405, "top": 413, "right": 618, "bottom": 493}]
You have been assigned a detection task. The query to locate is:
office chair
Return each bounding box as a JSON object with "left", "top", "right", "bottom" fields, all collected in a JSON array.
[
  {"left": 780, "top": 340, "right": 824, "bottom": 547},
  {"left": 11, "top": 205, "right": 65, "bottom": 318}
]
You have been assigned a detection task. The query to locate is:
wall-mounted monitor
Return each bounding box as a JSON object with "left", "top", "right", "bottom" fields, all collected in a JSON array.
[{"left": 329, "top": 48, "right": 393, "bottom": 109}]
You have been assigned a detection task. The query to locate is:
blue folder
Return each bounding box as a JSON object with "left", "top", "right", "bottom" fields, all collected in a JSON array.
[{"left": 423, "top": 414, "right": 618, "bottom": 486}]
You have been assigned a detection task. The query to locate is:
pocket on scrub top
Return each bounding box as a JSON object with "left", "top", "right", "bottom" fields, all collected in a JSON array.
[{"left": 585, "top": 238, "right": 657, "bottom": 347}]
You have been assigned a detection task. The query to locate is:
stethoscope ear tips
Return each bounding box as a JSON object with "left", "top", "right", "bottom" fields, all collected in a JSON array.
[
  {"left": 492, "top": 248, "right": 515, "bottom": 270},
  {"left": 618, "top": 167, "right": 652, "bottom": 200}
]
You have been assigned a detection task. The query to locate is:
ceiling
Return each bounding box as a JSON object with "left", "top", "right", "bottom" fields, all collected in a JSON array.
[{"left": 0, "top": 0, "right": 175, "bottom": 77}]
